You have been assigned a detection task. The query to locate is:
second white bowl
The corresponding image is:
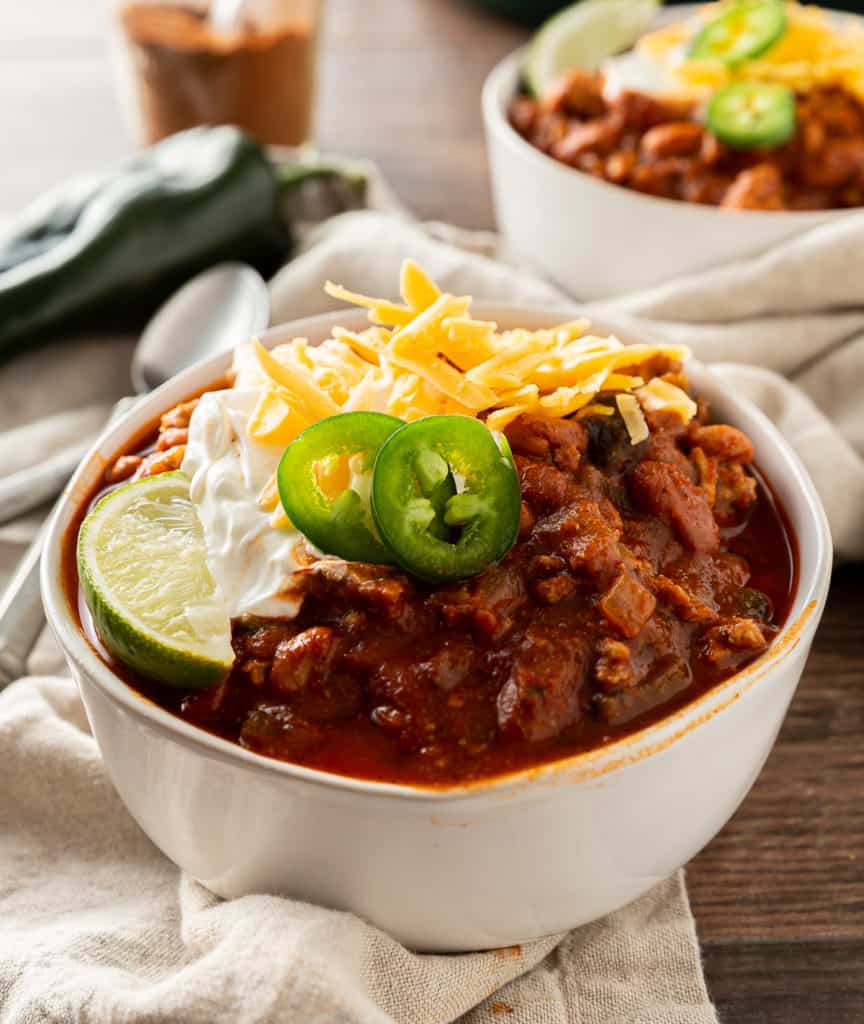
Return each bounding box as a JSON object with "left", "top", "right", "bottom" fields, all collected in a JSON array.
[{"left": 482, "top": 47, "right": 849, "bottom": 299}]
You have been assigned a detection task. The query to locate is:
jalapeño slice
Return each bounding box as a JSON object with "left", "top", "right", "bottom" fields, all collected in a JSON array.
[
  {"left": 707, "top": 81, "right": 796, "bottom": 149},
  {"left": 371, "top": 415, "right": 521, "bottom": 583},
  {"left": 277, "top": 412, "right": 404, "bottom": 564},
  {"left": 688, "top": 0, "right": 786, "bottom": 66}
]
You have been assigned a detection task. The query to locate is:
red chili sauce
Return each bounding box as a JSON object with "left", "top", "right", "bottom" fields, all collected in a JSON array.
[{"left": 66, "top": 379, "right": 796, "bottom": 787}]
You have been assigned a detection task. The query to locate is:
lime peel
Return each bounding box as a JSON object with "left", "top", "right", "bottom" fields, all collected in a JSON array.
[
  {"left": 523, "top": 0, "right": 662, "bottom": 97},
  {"left": 77, "top": 471, "right": 234, "bottom": 689}
]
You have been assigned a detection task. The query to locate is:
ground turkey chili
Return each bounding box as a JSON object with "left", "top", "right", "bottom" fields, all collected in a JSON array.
[
  {"left": 510, "top": 71, "right": 864, "bottom": 210},
  {"left": 73, "top": 371, "right": 795, "bottom": 786}
]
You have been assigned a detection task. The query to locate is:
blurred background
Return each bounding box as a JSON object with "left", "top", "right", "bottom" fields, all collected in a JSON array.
[
  {"left": 0, "top": 0, "right": 520, "bottom": 227},
  {"left": 2, "top": 0, "right": 862, "bottom": 225},
  {"left": 468, "top": 0, "right": 864, "bottom": 19}
]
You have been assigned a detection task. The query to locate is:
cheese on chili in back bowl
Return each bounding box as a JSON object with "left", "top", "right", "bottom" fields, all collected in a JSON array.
[{"left": 72, "top": 261, "right": 795, "bottom": 787}]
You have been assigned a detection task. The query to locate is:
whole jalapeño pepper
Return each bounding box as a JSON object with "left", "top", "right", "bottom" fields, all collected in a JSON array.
[
  {"left": 0, "top": 126, "right": 366, "bottom": 359},
  {"left": 0, "top": 127, "right": 291, "bottom": 356}
]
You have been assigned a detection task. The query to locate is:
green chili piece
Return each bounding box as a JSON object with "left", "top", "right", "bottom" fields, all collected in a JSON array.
[
  {"left": 0, "top": 125, "right": 368, "bottom": 361},
  {"left": 371, "top": 415, "right": 521, "bottom": 583},
  {"left": 277, "top": 412, "right": 405, "bottom": 564},
  {"left": 688, "top": 0, "right": 786, "bottom": 66},
  {"left": 707, "top": 82, "right": 796, "bottom": 149}
]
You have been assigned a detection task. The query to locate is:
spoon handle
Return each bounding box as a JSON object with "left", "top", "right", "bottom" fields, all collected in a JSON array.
[
  {"left": 0, "top": 525, "right": 47, "bottom": 688},
  {"left": 0, "top": 396, "right": 140, "bottom": 687},
  {"left": 0, "top": 440, "right": 95, "bottom": 526}
]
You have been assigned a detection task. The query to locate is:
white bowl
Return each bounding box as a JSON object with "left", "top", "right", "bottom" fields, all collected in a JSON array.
[
  {"left": 42, "top": 306, "right": 832, "bottom": 952},
  {"left": 482, "top": 47, "right": 852, "bottom": 299}
]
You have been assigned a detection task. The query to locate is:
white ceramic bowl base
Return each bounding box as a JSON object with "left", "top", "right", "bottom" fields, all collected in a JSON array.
[{"left": 42, "top": 307, "right": 832, "bottom": 952}]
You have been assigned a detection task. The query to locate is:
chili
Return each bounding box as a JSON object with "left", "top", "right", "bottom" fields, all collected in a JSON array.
[
  {"left": 510, "top": 74, "right": 864, "bottom": 210},
  {"left": 68, "top": 382, "right": 797, "bottom": 787}
]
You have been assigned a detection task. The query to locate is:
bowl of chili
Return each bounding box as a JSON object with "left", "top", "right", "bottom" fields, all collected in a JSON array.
[
  {"left": 41, "top": 300, "right": 831, "bottom": 952},
  {"left": 483, "top": 2, "right": 864, "bottom": 298}
]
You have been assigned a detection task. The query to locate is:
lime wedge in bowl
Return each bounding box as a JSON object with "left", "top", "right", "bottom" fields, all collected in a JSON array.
[
  {"left": 524, "top": 0, "right": 662, "bottom": 97},
  {"left": 77, "top": 471, "right": 233, "bottom": 689}
]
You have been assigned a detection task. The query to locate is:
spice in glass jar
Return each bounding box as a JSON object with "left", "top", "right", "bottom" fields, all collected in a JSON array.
[{"left": 115, "top": 0, "right": 321, "bottom": 147}]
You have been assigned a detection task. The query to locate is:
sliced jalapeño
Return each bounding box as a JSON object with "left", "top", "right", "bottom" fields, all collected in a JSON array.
[
  {"left": 689, "top": 0, "right": 787, "bottom": 66},
  {"left": 371, "top": 415, "right": 520, "bottom": 583},
  {"left": 277, "top": 411, "right": 403, "bottom": 563}
]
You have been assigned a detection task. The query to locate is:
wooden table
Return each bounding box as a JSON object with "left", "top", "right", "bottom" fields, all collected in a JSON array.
[{"left": 3, "top": 1, "right": 863, "bottom": 1019}]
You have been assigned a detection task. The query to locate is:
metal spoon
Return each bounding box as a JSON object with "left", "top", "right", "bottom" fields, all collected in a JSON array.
[
  {"left": 0, "top": 263, "right": 269, "bottom": 526},
  {"left": 0, "top": 262, "right": 270, "bottom": 687}
]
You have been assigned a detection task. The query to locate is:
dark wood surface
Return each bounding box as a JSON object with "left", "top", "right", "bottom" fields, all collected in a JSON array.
[{"left": 3, "top": 1, "right": 863, "bottom": 1020}]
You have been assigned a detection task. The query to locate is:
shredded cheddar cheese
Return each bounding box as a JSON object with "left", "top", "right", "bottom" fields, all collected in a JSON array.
[
  {"left": 636, "top": 377, "right": 698, "bottom": 423},
  {"left": 639, "top": 2, "right": 864, "bottom": 102},
  {"left": 238, "top": 261, "right": 696, "bottom": 517}
]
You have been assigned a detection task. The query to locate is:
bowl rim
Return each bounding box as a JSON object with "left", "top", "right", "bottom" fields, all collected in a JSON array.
[
  {"left": 481, "top": 32, "right": 861, "bottom": 223},
  {"left": 41, "top": 304, "right": 833, "bottom": 804}
]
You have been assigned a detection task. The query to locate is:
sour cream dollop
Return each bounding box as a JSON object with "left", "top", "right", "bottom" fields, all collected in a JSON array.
[
  {"left": 601, "top": 47, "right": 686, "bottom": 99},
  {"left": 182, "top": 388, "right": 307, "bottom": 620}
]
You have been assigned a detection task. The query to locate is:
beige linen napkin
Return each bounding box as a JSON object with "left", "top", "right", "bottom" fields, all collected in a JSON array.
[
  {"left": 5, "top": 196, "right": 862, "bottom": 1022},
  {"left": 0, "top": 678, "right": 715, "bottom": 1024}
]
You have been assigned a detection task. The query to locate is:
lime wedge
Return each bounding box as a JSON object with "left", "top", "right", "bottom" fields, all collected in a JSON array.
[
  {"left": 77, "top": 471, "right": 233, "bottom": 689},
  {"left": 523, "top": 0, "right": 662, "bottom": 97}
]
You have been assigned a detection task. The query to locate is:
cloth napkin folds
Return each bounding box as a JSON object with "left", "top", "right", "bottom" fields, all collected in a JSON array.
[{"left": 2, "top": 198, "right": 862, "bottom": 1023}]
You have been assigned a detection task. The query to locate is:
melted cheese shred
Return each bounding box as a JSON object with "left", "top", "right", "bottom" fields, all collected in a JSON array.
[{"left": 239, "top": 260, "right": 696, "bottom": 518}]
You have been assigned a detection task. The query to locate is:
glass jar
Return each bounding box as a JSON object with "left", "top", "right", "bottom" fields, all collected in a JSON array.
[{"left": 112, "top": 0, "right": 322, "bottom": 147}]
